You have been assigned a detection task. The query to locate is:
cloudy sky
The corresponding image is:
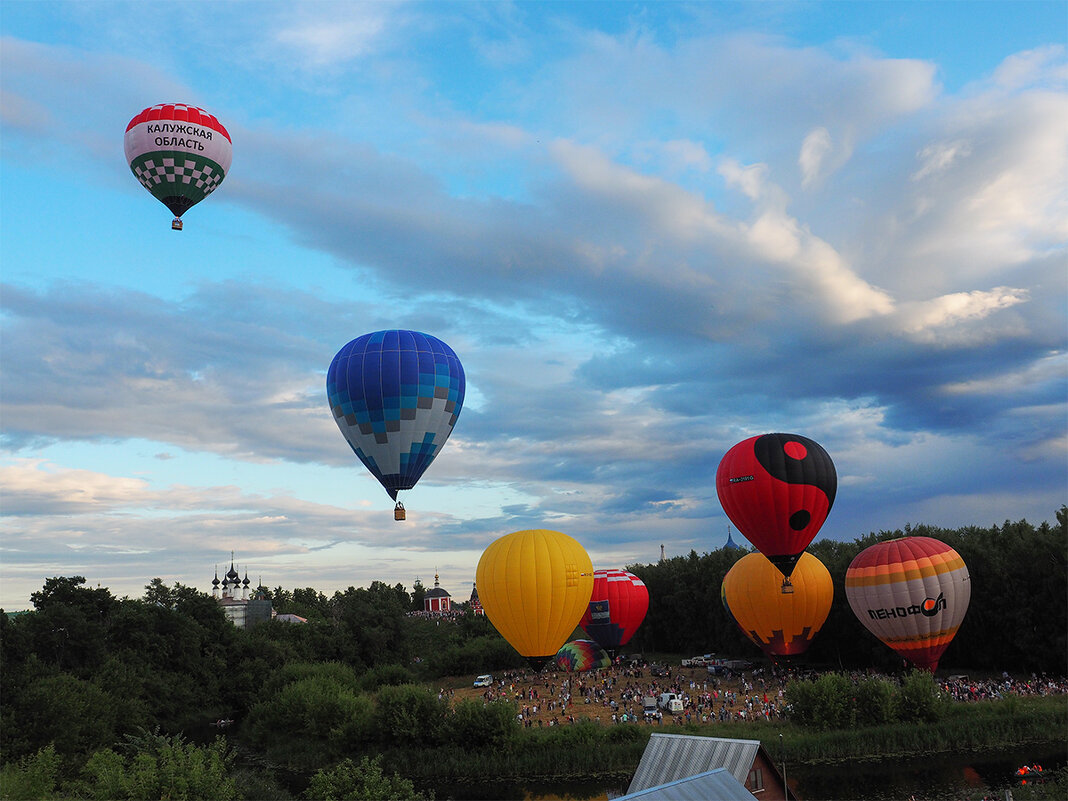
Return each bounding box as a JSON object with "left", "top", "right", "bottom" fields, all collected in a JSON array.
[{"left": 2, "top": 1, "right": 1065, "bottom": 610}]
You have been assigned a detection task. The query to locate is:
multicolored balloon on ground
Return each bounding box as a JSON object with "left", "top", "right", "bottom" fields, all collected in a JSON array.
[
  {"left": 125, "top": 104, "right": 232, "bottom": 228},
  {"left": 716, "top": 433, "right": 837, "bottom": 578},
  {"left": 327, "top": 330, "right": 464, "bottom": 512},
  {"left": 845, "top": 536, "right": 971, "bottom": 672},
  {"left": 555, "top": 639, "right": 611, "bottom": 672},
  {"left": 721, "top": 552, "right": 833, "bottom": 658},
  {"left": 579, "top": 569, "right": 649, "bottom": 650},
  {"left": 475, "top": 529, "right": 594, "bottom": 671}
]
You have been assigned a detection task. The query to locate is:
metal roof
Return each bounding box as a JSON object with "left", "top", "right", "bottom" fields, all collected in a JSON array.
[
  {"left": 616, "top": 768, "right": 754, "bottom": 801},
  {"left": 628, "top": 733, "right": 761, "bottom": 793}
]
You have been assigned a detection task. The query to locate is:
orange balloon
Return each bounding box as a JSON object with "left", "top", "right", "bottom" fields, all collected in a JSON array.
[{"left": 721, "top": 552, "right": 833, "bottom": 657}]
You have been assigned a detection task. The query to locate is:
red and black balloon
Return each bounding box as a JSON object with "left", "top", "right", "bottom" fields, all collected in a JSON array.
[{"left": 716, "top": 433, "right": 836, "bottom": 578}]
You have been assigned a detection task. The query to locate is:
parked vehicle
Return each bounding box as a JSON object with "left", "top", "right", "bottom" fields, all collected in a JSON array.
[
  {"left": 681, "top": 654, "right": 714, "bottom": 667},
  {"left": 706, "top": 657, "right": 753, "bottom": 675},
  {"left": 657, "top": 692, "right": 683, "bottom": 713},
  {"left": 642, "top": 696, "right": 659, "bottom": 718},
  {"left": 473, "top": 674, "right": 493, "bottom": 687}
]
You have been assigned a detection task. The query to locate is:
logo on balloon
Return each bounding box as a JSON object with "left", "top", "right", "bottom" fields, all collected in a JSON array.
[
  {"left": 867, "top": 592, "right": 947, "bottom": 621},
  {"left": 921, "top": 592, "right": 947, "bottom": 617}
]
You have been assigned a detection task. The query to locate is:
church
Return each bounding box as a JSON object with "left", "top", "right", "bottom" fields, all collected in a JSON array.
[
  {"left": 211, "top": 555, "right": 273, "bottom": 629},
  {"left": 423, "top": 573, "right": 452, "bottom": 613}
]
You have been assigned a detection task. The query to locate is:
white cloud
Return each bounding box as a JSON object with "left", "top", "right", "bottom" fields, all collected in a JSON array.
[
  {"left": 800, "top": 126, "right": 833, "bottom": 188},
  {"left": 912, "top": 139, "right": 972, "bottom": 181}
]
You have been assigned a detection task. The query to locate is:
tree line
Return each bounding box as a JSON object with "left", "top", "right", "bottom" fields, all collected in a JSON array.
[{"left": 0, "top": 508, "right": 1064, "bottom": 798}]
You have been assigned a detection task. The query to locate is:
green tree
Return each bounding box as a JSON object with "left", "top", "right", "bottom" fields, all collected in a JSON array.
[
  {"left": 12, "top": 673, "right": 117, "bottom": 757},
  {"left": 0, "top": 744, "right": 60, "bottom": 800},
  {"left": 372, "top": 684, "right": 448, "bottom": 746},
  {"left": 894, "top": 669, "right": 947, "bottom": 723},
  {"left": 74, "top": 732, "right": 237, "bottom": 800},
  {"left": 303, "top": 756, "right": 425, "bottom": 801}
]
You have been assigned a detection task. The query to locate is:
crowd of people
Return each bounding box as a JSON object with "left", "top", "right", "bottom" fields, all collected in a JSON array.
[{"left": 458, "top": 658, "right": 1067, "bottom": 728}]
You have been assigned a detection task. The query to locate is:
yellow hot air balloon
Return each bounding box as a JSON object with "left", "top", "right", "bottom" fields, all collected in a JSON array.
[
  {"left": 721, "top": 552, "right": 833, "bottom": 657},
  {"left": 475, "top": 529, "right": 594, "bottom": 670}
]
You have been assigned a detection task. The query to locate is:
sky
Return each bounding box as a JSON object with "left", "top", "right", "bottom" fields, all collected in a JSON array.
[{"left": 1, "top": 1, "right": 1065, "bottom": 611}]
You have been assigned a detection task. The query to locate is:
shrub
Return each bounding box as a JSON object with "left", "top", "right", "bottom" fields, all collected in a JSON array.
[
  {"left": 854, "top": 675, "right": 896, "bottom": 726},
  {"left": 303, "top": 756, "right": 425, "bottom": 801}
]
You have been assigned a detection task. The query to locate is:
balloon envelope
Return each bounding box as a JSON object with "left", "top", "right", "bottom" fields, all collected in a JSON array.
[
  {"left": 579, "top": 569, "right": 649, "bottom": 650},
  {"left": 475, "top": 529, "right": 594, "bottom": 671},
  {"left": 125, "top": 103, "right": 232, "bottom": 221},
  {"left": 327, "top": 330, "right": 464, "bottom": 502},
  {"left": 716, "top": 433, "right": 837, "bottom": 577},
  {"left": 721, "top": 552, "right": 833, "bottom": 658},
  {"left": 555, "top": 639, "right": 611, "bottom": 672},
  {"left": 845, "top": 536, "right": 971, "bottom": 672}
]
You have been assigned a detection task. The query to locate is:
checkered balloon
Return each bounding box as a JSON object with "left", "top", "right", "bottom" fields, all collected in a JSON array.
[
  {"left": 327, "top": 330, "right": 465, "bottom": 503},
  {"left": 125, "top": 104, "right": 232, "bottom": 223}
]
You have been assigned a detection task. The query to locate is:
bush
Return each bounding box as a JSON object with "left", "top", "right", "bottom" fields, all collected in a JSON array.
[
  {"left": 372, "top": 684, "right": 448, "bottom": 747},
  {"left": 786, "top": 672, "right": 855, "bottom": 730},
  {"left": 447, "top": 698, "right": 518, "bottom": 749},
  {"left": 73, "top": 734, "right": 237, "bottom": 800},
  {"left": 303, "top": 756, "right": 425, "bottom": 801},
  {"left": 854, "top": 676, "right": 896, "bottom": 726},
  {"left": 894, "top": 669, "right": 946, "bottom": 723},
  {"left": 0, "top": 744, "right": 60, "bottom": 800}
]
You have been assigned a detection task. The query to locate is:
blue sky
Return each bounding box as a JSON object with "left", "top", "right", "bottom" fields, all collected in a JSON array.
[{"left": 2, "top": 1, "right": 1065, "bottom": 610}]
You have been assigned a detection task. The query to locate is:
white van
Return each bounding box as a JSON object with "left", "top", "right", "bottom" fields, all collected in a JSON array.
[
  {"left": 473, "top": 674, "right": 493, "bottom": 687},
  {"left": 658, "top": 692, "right": 683, "bottom": 713}
]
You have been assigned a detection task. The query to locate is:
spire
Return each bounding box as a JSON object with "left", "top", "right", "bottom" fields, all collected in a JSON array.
[
  {"left": 725, "top": 525, "right": 740, "bottom": 550},
  {"left": 660, "top": 544, "right": 666, "bottom": 562},
  {"left": 434, "top": 571, "right": 440, "bottom": 588}
]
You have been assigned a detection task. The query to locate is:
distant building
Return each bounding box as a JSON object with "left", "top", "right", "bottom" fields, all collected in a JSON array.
[
  {"left": 423, "top": 572, "right": 451, "bottom": 613},
  {"left": 211, "top": 554, "right": 276, "bottom": 629},
  {"left": 469, "top": 582, "right": 483, "bottom": 616},
  {"left": 724, "top": 526, "right": 741, "bottom": 550}
]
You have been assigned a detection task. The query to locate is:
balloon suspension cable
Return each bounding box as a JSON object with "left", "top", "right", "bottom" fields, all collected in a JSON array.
[
  {"left": 781, "top": 576, "right": 795, "bottom": 595},
  {"left": 171, "top": 217, "right": 184, "bottom": 231}
]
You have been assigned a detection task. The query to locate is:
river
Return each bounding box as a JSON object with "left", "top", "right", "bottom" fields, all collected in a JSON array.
[{"left": 434, "top": 742, "right": 1065, "bottom": 800}]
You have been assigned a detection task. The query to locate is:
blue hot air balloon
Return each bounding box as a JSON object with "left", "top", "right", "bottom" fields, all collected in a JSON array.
[{"left": 327, "top": 330, "right": 465, "bottom": 518}]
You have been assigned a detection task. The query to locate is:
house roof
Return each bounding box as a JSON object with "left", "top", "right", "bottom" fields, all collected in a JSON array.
[
  {"left": 616, "top": 768, "right": 754, "bottom": 801},
  {"left": 628, "top": 733, "right": 762, "bottom": 793},
  {"left": 424, "top": 587, "right": 450, "bottom": 598}
]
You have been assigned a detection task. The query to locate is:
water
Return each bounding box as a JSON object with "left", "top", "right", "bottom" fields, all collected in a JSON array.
[
  {"left": 789, "top": 744, "right": 1066, "bottom": 801},
  {"left": 434, "top": 744, "right": 1065, "bottom": 800}
]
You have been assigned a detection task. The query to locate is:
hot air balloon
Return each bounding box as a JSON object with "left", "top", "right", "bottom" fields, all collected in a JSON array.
[
  {"left": 721, "top": 552, "right": 833, "bottom": 658},
  {"left": 475, "top": 529, "right": 594, "bottom": 671},
  {"left": 845, "top": 536, "right": 971, "bottom": 672},
  {"left": 125, "top": 104, "right": 232, "bottom": 230},
  {"left": 327, "top": 330, "right": 464, "bottom": 519},
  {"left": 716, "top": 433, "right": 836, "bottom": 583},
  {"left": 555, "top": 639, "right": 612, "bottom": 672},
  {"left": 579, "top": 569, "right": 649, "bottom": 651}
]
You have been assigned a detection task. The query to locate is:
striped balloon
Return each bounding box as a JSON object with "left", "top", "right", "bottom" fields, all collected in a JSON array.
[
  {"left": 555, "top": 639, "right": 612, "bottom": 672},
  {"left": 579, "top": 568, "right": 649, "bottom": 649},
  {"left": 845, "top": 536, "right": 971, "bottom": 672}
]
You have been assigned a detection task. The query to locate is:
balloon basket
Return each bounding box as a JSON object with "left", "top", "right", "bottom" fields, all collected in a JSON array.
[
  {"left": 781, "top": 577, "right": 794, "bottom": 594},
  {"left": 171, "top": 218, "right": 184, "bottom": 231},
  {"left": 394, "top": 502, "right": 406, "bottom": 521}
]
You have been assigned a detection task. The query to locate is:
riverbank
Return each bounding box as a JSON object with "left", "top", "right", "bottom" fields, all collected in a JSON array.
[{"left": 382, "top": 690, "right": 1066, "bottom": 798}]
